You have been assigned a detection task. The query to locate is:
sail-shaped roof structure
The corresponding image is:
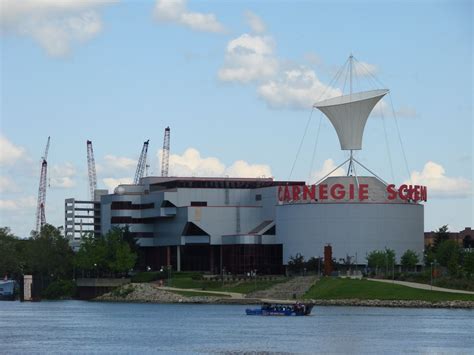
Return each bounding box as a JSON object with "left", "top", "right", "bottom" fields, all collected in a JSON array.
[{"left": 314, "top": 89, "right": 388, "bottom": 150}]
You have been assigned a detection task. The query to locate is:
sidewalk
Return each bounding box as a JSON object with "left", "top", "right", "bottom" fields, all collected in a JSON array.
[
  {"left": 368, "top": 278, "right": 474, "bottom": 295},
  {"left": 156, "top": 285, "right": 244, "bottom": 299}
]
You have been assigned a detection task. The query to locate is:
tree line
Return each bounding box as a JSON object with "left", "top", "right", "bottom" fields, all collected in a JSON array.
[{"left": 0, "top": 225, "right": 139, "bottom": 299}]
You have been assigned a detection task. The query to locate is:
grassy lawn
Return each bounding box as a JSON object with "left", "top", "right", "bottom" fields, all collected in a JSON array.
[
  {"left": 171, "top": 290, "right": 231, "bottom": 298},
  {"left": 304, "top": 278, "right": 474, "bottom": 302},
  {"left": 168, "top": 277, "right": 287, "bottom": 294}
]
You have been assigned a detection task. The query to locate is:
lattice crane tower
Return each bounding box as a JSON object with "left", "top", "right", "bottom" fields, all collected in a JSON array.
[
  {"left": 35, "top": 136, "right": 50, "bottom": 233},
  {"left": 161, "top": 127, "right": 170, "bottom": 177},
  {"left": 86, "top": 140, "right": 97, "bottom": 201},
  {"left": 134, "top": 140, "right": 150, "bottom": 184}
]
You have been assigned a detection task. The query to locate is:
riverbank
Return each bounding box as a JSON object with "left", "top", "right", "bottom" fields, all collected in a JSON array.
[{"left": 94, "top": 282, "right": 474, "bottom": 308}]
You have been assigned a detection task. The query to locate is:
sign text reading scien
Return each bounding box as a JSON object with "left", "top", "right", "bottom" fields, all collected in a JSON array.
[{"left": 278, "top": 184, "right": 428, "bottom": 203}]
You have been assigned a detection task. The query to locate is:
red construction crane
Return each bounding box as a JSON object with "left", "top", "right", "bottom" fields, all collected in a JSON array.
[
  {"left": 86, "top": 140, "right": 97, "bottom": 200},
  {"left": 161, "top": 127, "right": 170, "bottom": 177},
  {"left": 35, "top": 136, "right": 50, "bottom": 233},
  {"left": 134, "top": 140, "right": 149, "bottom": 184}
]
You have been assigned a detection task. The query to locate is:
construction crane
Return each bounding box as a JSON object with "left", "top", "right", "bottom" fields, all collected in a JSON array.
[
  {"left": 86, "top": 140, "right": 97, "bottom": 201},
  {"left": 35, "top": 136, "right": 50, "bottom": 233},
  {"left": 161, "top": 127, "right": 170, "bottom": 177},
  {"left": 134, "top": 140, "right": 149, "bottom": 184}
]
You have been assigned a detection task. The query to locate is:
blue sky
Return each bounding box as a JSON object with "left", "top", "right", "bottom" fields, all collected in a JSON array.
[{"left": 0, "top": 0, "right": 472, "bottom": 238}]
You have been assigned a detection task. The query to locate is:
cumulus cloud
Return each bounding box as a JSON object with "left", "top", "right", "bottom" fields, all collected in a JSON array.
[
  {"left": 102, "top": 155, "right": 137, "bottom": 171},
  {"left": 49, "top": 162, "right": 77, "bottom": 188},
  {"left": 0, "top": 175, "right": 19, "bottom": 193},
  {"left": 153, "top": 0, "right": 225, "bottom": 33},
  {"left": 0, "top": 135, "right": 27, "bottom": 166},
  {"left": 406, "top": 161, "right": 472, "bottom": 198},
  {"left": 258, "top": 66, "right": 341, "bottom": 109},
  {"left": 244, "top": 10, "right": 265, "bottom": 34},
  {"left": 103, "top": 177, "right": 133, "bottom": 192},
  {"left": 218, "top": 34, "right": 278, "bottom": 83},
  {"left": 225, "top": 160, "right": 271, "bottom": 178},
  {"left": 158, "top": 147, "right": 272, "bottom": 178},
  {"left": 0, "top": 0, "right": 115, "bottom": 57},
  {"left": 0, "top": 195, "right": 36, "bottom": 210},
  {"left": 310, "top": 159, "right": 345, "bottom": 183}
]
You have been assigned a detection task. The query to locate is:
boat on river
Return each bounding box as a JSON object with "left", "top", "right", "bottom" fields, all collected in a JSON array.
[
  {"left": 246, "top": 303, "right": 314, "bottom": 316},
  {"left": 0, "top": 279, "right": 16, "bottom": 301}
]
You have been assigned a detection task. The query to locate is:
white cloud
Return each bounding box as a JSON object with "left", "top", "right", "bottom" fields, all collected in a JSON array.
[
  {"left": 406, "top": 161, "right": 472, "bottom": 198},
  {"left": 153, "top": 0, "right": 225, "bottom": 33},
  {"left": 0, "top": 135, "right": 27, "bottom": 166},
  {"left": 0, "top": 0, "right": 115, "bottom": 57},
  {"left": 158, "top": 147, "right": 272, "bottom": 178},
  {"left": 310, "top": 159, "right": 345, "bottom": 183},
  {"left": 218, "top": 34, "right": 278, "bottom": 83},
  {"left": 49, "top": 162, "right": 76, "bottom": 188},
  {"left": 0, "top": 175, "right": 19, "bottom": 193},
  {"left": 353, "top": 60, "right": 378, "bottom": 77},
  {"left": 167, "top": 148, "right": 226, "bottom": 176},
  {"left": 258, "top": 66, "right": 341, "bottom": 110},
  {"left": 103, "top": 177, "right": 133, "bottom": 192},
  {"left": 0, "top": 195, "right": 36, "bottom": 210},
  {"left": 226, "top": 160, "right": 271, "bottom": 178},
  {"left": 103, "top": 155, "right": 137, "bottom": 171},
  {"left": 244, "top": 10, "right": 265, "bottom": 34}
]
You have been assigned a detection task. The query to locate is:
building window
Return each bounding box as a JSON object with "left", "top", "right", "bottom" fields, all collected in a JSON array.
[
  {"left": 255, "top": 194, "right": 262, "bottom": 201},
  {"left": 190, "top": 201, "right": 207, "bottom": 207}
]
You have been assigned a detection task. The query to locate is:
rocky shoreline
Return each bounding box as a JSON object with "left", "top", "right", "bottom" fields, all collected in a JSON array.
[{"left": 93, "top": 283, "right": 474, "bottom": 309}]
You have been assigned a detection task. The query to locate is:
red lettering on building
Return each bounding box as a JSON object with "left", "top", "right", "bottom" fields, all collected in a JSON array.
[
  {"left": 330, "top": 184, "right": 345, "bottom": 200},
  {"left": 303, "top": 185, "right": 316, "bottom": 200},
  {"left": 359, "top": 184, "right": 369, "bottom": 200},
  {"left": 292, "top": 185, "right": 301, "bottom": 201}
]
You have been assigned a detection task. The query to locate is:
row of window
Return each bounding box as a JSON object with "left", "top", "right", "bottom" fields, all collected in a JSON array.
[
  {"left": 111, "top": 216, "right": 155, "bottom": 224},
  {"left": 111, "top": 201, "right": 155, "bottom": 210}
]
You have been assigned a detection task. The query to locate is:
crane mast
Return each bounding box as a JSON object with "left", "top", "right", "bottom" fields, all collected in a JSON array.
[
  {"left": 86, "top": 140, "right": 97, "bottom": 201},
  {"left": 35, "top": 136, "right": 50, "bottom": 233},
  {"left": 161, "top": 127, "right": 170, "bottom": 177},
  {"left": 134, "top": 140, "right": 150, "bottom": 184}
]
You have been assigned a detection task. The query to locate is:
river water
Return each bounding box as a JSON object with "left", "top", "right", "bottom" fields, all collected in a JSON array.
[{"left": 1, "top": 301, "right": 472, "bottom": 354}]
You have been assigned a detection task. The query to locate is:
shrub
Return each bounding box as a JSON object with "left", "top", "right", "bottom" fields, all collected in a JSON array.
[
  {"left": 42, "top": 280, "right": 76, "bottom": 299},
  {"left": 131, "top": 271, "right": 166, "bottom": 283},
  {"left": 111, "top": 284, "right": 134, "bottom": 298}
]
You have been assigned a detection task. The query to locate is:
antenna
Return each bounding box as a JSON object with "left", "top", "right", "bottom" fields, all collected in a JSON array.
[
  {"left": 35, "top": 136, "right": 50, "bottom": 233},
  {"left": 161, "top": 127, "right": 170, "bottom": 177},
  {"left": 134, "top": 140, "right": 150, "bottom": 184},
  {"left": 86, "top": 140, "right": 97, "bottom": 200}
]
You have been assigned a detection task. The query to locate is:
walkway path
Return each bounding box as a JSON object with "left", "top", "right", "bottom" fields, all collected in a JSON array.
[
  {"left": 156, "top": 286, "right": 244, "bottom": 299},
  {"left": 368, "top": 278, "right": 474, "bottom": 295},
  {"left": 246, "top": 276, "right": 318, "bottom": 300}
]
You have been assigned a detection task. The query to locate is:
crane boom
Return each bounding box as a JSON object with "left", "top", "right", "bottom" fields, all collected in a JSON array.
[
  {"left": 134, "top": 140, "right": 150, "bottom": 184},
  {"left": 35, "top": 137, "right": 50, "bottom": 233},
  {"left": 161, "top": 127, "right": 170, "bottom": 177},
  {"left": 86, "top": 140, "right": 97, "bottom": 200}
]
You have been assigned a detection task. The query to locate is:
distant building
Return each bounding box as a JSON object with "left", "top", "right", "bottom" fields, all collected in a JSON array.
[{"left": 424, "top": 227, "right": 473, "bottom": 249}]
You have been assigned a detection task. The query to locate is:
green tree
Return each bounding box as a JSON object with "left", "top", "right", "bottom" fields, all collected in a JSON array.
[
  {"left": 401, "top": 249, "right": 419, "bottom": 272},
  {"left": 436, "top": 240, "right": 461, "bottom": 277},
  {"left": 433, "top": 225, "right": 449, "bottom": 251},
  {"left": 367, "top": 249, "right": 396, "bottom": 276},
  {"left": 463, "top": 250, "right": 474, "bottom": 278},
  {"left": 0, "top": 227, "right": 23, "bottom": 278},
  {"left": 288, "top": 253, "right": 305, "bottom": 273},
  {"left": 106, "top": 229, "right": 137, "bottom": 275},
  {"left": 27, "top": 224, "right": 74, "bottom": 281},
  {"left": 74, "top": 233, "right": 108, "bottom": 276}
]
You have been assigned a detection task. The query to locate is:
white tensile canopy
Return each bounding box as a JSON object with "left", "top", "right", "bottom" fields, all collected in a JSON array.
[{"left": 314, "top": 89, "right": 389, "bottom": 150}]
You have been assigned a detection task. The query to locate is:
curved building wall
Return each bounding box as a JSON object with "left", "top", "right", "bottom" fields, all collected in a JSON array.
[{"left": 276, "top": 203, "right": 424, "bottom": 264}]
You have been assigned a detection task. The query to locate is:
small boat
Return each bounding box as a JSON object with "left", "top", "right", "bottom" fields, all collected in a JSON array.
[
  {"left": 0, "top": 279, "right": 16, "bottom": 301},
  {"left": 246, "top": 302, "right": 314, "bottom": 316}
]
